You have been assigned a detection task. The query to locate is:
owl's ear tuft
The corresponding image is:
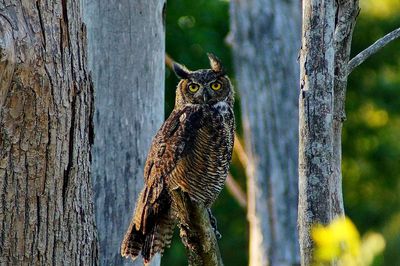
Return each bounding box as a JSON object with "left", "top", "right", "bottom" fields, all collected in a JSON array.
[
  {"left": 173, "top": 63, "right": 191, "bottom": 79},
  {"left": 207, "top": 53, "right": 224, "bottom": 74}
]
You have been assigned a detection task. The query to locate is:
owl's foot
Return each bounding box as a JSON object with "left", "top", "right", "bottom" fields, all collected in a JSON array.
[{"left": 207, "top": 208, "right": 222, "bottom": 239}]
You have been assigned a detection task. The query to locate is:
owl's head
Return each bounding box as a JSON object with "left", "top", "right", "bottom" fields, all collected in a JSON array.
[{"left": 173, "top": 53, "right": 234, "bottom": 108}]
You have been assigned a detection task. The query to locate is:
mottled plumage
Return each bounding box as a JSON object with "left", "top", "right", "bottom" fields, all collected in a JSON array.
[{"left": 121, "top": 54, "right": 235, "bottom": 263}]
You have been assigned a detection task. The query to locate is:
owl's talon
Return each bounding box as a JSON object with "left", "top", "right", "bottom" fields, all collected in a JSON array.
[
  {"left": 207, "top": 208, "right": 222, "bottom": 239},
  {"left": 215, "top": 230, "right": 222, "bottom": 240}
]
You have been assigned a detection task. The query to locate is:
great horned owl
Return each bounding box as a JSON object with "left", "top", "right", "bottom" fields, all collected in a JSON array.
[{"left": 121, "top": 53, "right": 235, "bottom": 263}]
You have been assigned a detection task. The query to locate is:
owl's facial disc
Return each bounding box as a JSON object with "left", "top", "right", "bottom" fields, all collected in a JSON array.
[
  {"left": 182, "top": 70, "right": 230, "bottom": 105},
  {"left": 189, "top": 86, "right": 209, "bottom": 104},
  {"left": 203, "top": 90, "right": 211, "bottom": 103}
]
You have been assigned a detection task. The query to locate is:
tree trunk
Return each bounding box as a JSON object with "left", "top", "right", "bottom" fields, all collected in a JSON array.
[
  {"left": 298, "top": 0, "right": 359, "bottom": 264},
  {"left": 0, "top": 1, "right": 98, "bottom": 265},
  {"left": 82, "top": 1, "right": 165, "bottom": 265},
  {"left": 230, "top": 0, "right": 301, "bottom": 265}
]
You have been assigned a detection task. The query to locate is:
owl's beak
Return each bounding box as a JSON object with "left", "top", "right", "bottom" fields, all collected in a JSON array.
[{"left": 203, "top": 91, "right": 210, "bottom": 103}]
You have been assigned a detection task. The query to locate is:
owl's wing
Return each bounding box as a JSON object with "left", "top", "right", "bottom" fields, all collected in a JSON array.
[
  {"left": 143, "top": 105, "right": 203, "bottom": 184},
  {"left": 121, "top": 105, "right": 203, "bottom": 262}
]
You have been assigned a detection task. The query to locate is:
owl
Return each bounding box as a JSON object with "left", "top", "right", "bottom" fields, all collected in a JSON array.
[{"left": 121, "top": 53, "right": 235, "bottom": 263}]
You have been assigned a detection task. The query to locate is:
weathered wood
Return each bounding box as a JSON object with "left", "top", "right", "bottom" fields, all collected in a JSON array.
[
  {"left": 0, "top": 1, "right": 98, "bottom": 265},
  {"left": 298, "top": 0, "right": 359, "bottom": 264},
  {"left": 171, "top": 189, "right": 223, "bottom": 266},
  {"left": 82, "top": 0, "right": 165, "bottom": 265},
  {"left": 348, "top": 26, "right": 400, "bottom": 74},
  {"left": 332, "top": 0, "right": 359, "bottom": 218},
  {"left": 230, "top": 0, "right": 301, "bottom": 265}
]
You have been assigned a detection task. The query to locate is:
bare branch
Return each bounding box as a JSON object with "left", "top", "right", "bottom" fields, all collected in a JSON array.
[
  {"left": 233, "top": 134, "right": 249, "bottom": 167},
  {"left": 170, "top": 189, "right": 224, "bottom": 266},
  {"left": 348, "top": 27, "right": 400, "bottom": 74},
  {"left": 226, "top": 174, "right": 247, "bottom": 208},
  {"left": 165, "top": 53, "right": 174, "bottom": 70}
]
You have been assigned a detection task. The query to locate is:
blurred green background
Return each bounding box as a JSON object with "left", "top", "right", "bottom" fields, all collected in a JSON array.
[
  {"left": 344, "top": 0, "right": 400, "bottom": 264},
  {"left": 162, "top": 0, "right": 400, "bottom": 265}
]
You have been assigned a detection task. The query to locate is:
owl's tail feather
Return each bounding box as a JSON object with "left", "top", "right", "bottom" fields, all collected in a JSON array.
[
  {"left": 120, "top": 220, "right": 145, "bottom": 260},
  {"left": 142, "top": 211, "right": 176, "bottom": 261},
  {"left": 121, "top": 189, "right": 176, "bottom": 263}
]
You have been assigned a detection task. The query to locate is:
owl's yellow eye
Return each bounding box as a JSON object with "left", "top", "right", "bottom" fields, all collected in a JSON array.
[
  {"left": 211, "top": 82, "right": 222, "bottom": 91},
  {"left": 188, "top": 83, "right": 199, "bottom": 93}
]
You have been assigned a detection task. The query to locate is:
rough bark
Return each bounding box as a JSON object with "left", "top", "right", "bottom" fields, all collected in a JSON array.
[
  {"left": 82, "top": 1, "right": 165, "bottom": 265},
  {"left": 0, "top": 1, "right": 98, "bottom": 265},
  {"left": 298, "top": 1, "right": 336, "bottom": 264},
  {"left": 230, "top": 0, "right": 301, "bottom": 265},
  {"left": 298, "top": 0, "right": 359, "bottom": 265},
  {"left": 171, "top": 189, "right": 223, "bottom": 266},
  {"left": 332, "top": 0, "right": 359, "bottom": 219}
]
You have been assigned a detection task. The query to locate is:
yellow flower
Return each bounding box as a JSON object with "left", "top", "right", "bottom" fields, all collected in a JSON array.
[
  {"left": 312, "top": 216, "right": 386, "bottom": 266},
  {"left": 312, "top": 217, "right": 361, "bottom": 262},
  {"left": 359, "top": 233, "right": 386, "bottom": 266}
]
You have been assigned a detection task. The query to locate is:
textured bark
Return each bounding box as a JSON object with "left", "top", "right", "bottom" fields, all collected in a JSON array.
[
  {"left": 332, "top": 0, "right": 359, "bottom": 219},
  {"left": 298, "top": 0, "right": 359, "bottom": 265},
  {"left": 82, "top": 1, "right": 165, "bottom": 265},
  {"left": 230, "top": 1, "right": 301, "bottom": 265},
  {"left": 0, "top": 1, "right": 98, "bottom": 265},
  {"left": 171, "top": 189, "right": 223, "bottom": 266},
  {"left": 298, "top": 1, "right": 336, "bottom": 263}
]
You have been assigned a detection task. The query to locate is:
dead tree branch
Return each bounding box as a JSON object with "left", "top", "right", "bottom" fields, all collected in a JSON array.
[
  {"left": 233, "top": 134, "right": 249, "bottom": 167},
  {"left": 226, "top": 174, "right": 247, "bottom": 208},
  {"left": 348, "top": 27, "right": 400, "bottom": 74},
  {"left": 171, "top": 189, "right": 224, "bottom": 266},
  {"left": 166, "top": 53, "right": 174, "bottom": 70}
]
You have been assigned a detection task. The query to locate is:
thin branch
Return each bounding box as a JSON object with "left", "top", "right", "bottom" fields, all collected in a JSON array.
[
  {"left": 226, "top": 174, "right": 247, "bottom": 208},
  {"left": 165, "top": 53, "right": 174, "bottom": 70},
  {"left": 233, "top": 134, "right": 249, "bottom": 167},
  {"left": 171, "top": 189, "right": 224, "bottom": 266},
  {"left": 348, "top": 27, "right": 400, "bottom": 74}
]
